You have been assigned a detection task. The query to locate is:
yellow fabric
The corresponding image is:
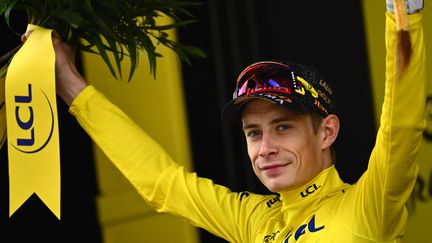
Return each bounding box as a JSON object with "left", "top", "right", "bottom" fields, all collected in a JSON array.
[
  {"left": 69, "top": 12, "right": 426, "bottom": 242},
  {"left": 362, "top": 2, "right": 432, "bottom": 242},
  {"left": 0, "top": 76, "right": 6, "bottom": 148},
  {"left": 5, "top": 24, "right": 61, "bottom": 219}
]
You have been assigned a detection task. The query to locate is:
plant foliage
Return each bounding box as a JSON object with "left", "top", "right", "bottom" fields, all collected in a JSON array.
[{"left": 0, "top": 0, "right": 206, "bottom": 80}]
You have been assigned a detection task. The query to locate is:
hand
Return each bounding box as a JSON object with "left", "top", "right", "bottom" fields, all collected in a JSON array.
[{"left": 21, "top": 30, "right": 88, "bottom": 106}]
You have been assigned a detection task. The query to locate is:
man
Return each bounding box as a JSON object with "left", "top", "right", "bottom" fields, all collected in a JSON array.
[
  {"left": 221, "top": 60, "right": 339, "bottom": 196},
  {"left": 36, "top": 1, "right": 426, "bottom": 242}
]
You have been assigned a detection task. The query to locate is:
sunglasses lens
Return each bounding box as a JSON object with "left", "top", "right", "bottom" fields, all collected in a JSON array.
[
  {"left": 235, "top": 64, "right": 295, "bottom": 98},
  {"left": 226, "top": 61, "right": 334, "bottom": 120},
  {"left": 237, "top": 80, "right": 250, "bottom": 97}
]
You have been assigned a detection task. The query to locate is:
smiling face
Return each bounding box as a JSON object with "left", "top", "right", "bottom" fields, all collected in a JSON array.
[{"left": 241, "top": 99, "right": 337, "bottom": 192}]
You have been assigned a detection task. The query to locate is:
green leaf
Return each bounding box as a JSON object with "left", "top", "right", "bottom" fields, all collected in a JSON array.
[
  {"left": 77, "top": 42, "right": 99, "bottom": 55},
  {"left": 177, "top": 44, "right": 207, "bottom": 59},
  {"left": 0, "top": 0, "right": 207, "bottom": 81},
  {"left": 105, "top": 38, "right": 123, "bottom": 80},
  {"left": 0, "top": 66, "right": 7, "bottom": 78},
  {"left": 145, "top": 19, "right": 197, "bottom": 31},
  {"left": 0, "top": 2, "right": 8, "bottom": 15},
  {"left": 0, "top": 55, "right": 14, "bottom": 78},
  {"left": 88, "top": 34, "right": 119, "bottom": 80},
  {"left": 126, "top": 42, "right": 139, "bottom": 81},
  {"left": 4, "top": 0, "right": 18, "bottom": 28},
  {"left": 53, "top": 9, "right": 84, "bottom": 29}
]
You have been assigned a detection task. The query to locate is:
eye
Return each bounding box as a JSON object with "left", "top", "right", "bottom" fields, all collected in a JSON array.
[
  {"left": 246, "top": 130, "right": 262, "bottom": 138},
  {"left": 277, "top": 124, "right": 290, "bottom": 131}
]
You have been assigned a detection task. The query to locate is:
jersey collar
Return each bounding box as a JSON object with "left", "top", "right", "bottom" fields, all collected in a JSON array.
[{"left": 279, "top": 165, "right": 346, "bottom": 206}]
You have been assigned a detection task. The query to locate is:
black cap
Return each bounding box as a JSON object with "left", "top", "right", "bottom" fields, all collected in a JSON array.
[{"left": 222, "top": 60, "right": 336, "bottom": 121}]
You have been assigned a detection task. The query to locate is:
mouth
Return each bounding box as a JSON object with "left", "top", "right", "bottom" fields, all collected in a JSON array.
[
  {"left": 261, "top": 163, "right": 287, "bottom": 170},
  {"left": 260, "top": 162, "right": 291, "bottom": 175}
]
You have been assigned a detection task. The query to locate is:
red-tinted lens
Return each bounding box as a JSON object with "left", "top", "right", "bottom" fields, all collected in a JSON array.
[{"left": 235, "top": 62, "right": 296, "bottom": 98}]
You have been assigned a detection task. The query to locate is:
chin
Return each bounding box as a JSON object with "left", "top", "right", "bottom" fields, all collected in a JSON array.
[{"left": 265, "top": 180, "right": 294, "bottom": 192}]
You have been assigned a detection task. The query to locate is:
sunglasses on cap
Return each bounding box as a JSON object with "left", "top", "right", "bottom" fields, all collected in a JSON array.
[
  {"left": 222, "top": 61, "right": 335, "bottom": 121},
  {"left": 234, "top": 61, "right": 318, "bottom": 100}
]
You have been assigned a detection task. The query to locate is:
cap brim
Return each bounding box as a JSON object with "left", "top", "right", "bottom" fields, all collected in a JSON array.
[{"left": 221, "top": 93, "right": 307, "bottom": 122}]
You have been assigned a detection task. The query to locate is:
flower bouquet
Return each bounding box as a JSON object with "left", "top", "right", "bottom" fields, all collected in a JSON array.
[{"left": 0, "top": 0, "right": 206, "bottom": 80}]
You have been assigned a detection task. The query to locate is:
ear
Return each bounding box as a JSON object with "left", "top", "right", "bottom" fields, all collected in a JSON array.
[{"left": 320, "top": 114, "right": 340, "bottom": 150}]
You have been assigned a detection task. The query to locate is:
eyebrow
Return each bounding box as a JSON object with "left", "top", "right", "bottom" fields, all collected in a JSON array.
[{"left": 242, "top": 116, "right": 294, "bottom": 130}]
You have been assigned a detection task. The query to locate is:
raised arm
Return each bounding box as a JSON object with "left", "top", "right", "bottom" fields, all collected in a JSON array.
[
  {"left": 348, "top": 9, "right": 427, "bottom": 240},
  {"left": 40, "top": 32, "right": 267, "bottom": 242}
]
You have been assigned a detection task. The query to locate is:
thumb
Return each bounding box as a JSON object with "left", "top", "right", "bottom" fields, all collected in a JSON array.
[{"left": 21, "top": 30, "right": 33, "bottom": 43}]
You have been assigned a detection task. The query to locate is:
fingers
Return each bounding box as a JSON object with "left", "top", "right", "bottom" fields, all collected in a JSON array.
[
  {"left": 22, "top": 29, "right": 75, "bottom": 63},
  {"left": 19, "top": 27, "right": 87, "bottom": 105},
  {"left": 21, "top": 29, "right": 60, "bottom": 44},
  {"left": 20, "top": 30, "right": 33, "bottom": 43}
]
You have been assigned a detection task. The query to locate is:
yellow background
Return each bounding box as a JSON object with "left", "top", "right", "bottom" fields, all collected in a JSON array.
[{"left": 362, "top": 1, "right": 432, "bottom": 242}]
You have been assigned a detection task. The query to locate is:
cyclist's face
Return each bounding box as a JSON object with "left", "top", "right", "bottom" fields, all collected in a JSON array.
[{"left": 242, "top": 99, "right": 333, "bottom": 192}]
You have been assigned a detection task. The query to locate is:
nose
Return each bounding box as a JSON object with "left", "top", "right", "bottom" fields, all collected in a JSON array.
[{"left": 258, "top": 132, "right": 278, "bottom": 158}]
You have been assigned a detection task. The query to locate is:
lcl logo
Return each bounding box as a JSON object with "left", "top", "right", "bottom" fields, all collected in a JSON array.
[
  {"left": 283, "top": 215, "right": 325, "bottom": 242},
  {"left": 300, "top": 183, "right": 321, "bottom": 198},
  {"left": 13, "top": 83, "right": 55, "bottom": 153}
]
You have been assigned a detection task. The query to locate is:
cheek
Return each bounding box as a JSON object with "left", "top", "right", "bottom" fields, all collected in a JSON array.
[
  {"left": 284, "top": 140, "right": 313, "bottom": 168},
  {"left": 247, "top": 143, "right": 260, "bottom": 169},
  {"left": 298, "top": 140, "right": 321, "bottom": 169},
  {"left": 246, "top": 141, "right": 257, "bottom": 159}
]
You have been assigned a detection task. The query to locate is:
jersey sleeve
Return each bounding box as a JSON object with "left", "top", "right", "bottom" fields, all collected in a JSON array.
[
  {"left": 69, "top": 86, "right": 268, "bottom": 242},
  {"left": 344, "top": 12, "right": 427, "bottom": 240}
]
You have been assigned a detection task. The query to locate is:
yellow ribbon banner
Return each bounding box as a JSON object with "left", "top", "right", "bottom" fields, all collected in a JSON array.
[
  {"left": 0, "top": 76, "right": 6, "bottom": 148},
  {"left": 5, "top": 24, "right": 60, "bottom": 219}
]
